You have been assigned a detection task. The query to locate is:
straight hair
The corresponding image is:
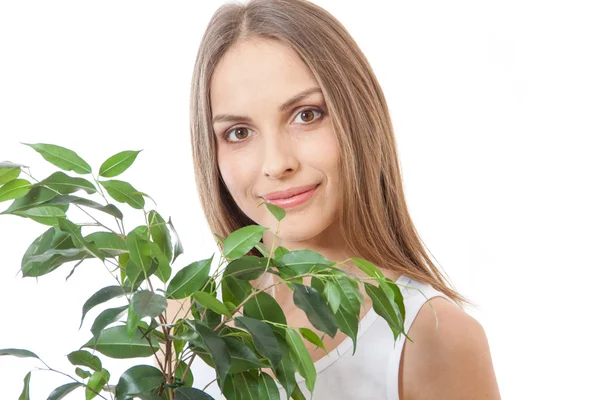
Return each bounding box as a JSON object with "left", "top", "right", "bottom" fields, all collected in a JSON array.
[{"left": 189, "top": 0, "right": 472, "bottom": 309}]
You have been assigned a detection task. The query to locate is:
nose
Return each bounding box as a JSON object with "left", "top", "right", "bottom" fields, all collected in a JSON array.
[{"left": 261, "top": 129, "right": 299, "bottom": 179}]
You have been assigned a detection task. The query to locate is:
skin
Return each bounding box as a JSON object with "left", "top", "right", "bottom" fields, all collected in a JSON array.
[
  {"left": 210, "top": 38, "right": 346, "bottom": 261},
  {"left": 207, "top": 37, "right": 501, "bottom": 399}
]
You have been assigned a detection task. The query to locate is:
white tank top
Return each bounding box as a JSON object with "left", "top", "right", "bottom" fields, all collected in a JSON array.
[
  {"left": 206, "top": 275, "right": 454, "bottom": 399},
  {"left": 278, "top": 275, "right": 454, "bottom": 400}
]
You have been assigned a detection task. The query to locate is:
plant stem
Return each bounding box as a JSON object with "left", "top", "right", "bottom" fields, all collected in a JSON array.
[
  {"left": 202, "top": 378, "right": 217, "bottom": 392},
  {"left": 213, "top": 272, "right": 318, "bottom": 332},
  {"left": 180, "top": 353, "right": 195, "bottom": 384},
  {"left": 92, "top": 174, "right": 125, "bottom": 236},
  {"left": 36, "top": 367, "right": 109, "bottom": 400},
  {"left": 255, "top": 218, "right": 280, "bottom": 293}
]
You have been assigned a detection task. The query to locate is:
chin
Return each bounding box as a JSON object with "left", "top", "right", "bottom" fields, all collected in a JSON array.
[{"left": 272, "top": 217, "right": 333, "bottom": 245}]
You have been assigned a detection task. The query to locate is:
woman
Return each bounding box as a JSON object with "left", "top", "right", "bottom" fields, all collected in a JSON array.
[{"left": 188, "top": 0, "right": 501, "bottom": 398}]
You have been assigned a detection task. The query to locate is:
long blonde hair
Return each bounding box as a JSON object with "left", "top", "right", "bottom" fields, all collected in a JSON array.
[{"left": 189, "top": 0, "right": 472, "bottom": 309}]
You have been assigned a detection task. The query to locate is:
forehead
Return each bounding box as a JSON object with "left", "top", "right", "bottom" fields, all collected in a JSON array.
[{"left": 210, "top": 38, "right": 320, "bottom": 115}]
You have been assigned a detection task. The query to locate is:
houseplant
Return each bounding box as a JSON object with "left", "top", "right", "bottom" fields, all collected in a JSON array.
[{"left": 0, "top": 143, "right": 409, "bottom": 400}]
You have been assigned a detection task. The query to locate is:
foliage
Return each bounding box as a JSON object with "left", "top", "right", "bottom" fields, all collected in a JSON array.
[{"left": 0, "top": 144, "right": 408, "bottom": 400}]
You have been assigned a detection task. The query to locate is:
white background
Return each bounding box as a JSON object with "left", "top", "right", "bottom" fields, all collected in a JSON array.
[{"left": 1, "top": 1, "right": 599, "bottom": 399}]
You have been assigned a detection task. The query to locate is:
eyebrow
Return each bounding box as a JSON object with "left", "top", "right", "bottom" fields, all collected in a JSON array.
[{"left": 212, "top": 87, "right": 322, "bottom": 125}]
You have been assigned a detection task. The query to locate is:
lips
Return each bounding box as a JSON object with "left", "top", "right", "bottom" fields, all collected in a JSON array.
[
  {"left": 263, "top": 184, "right": 319, "bottom": 201},
  {"left": 262, "top": 184, "right": 319, "bottom": 210}
]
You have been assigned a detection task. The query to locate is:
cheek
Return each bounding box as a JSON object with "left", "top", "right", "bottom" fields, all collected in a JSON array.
[
  {"left": 301, "top": 128, "right": 340, "bottom": 178},
  {"left": 217, "top": 149, "right": 258, "bottom": 200}
]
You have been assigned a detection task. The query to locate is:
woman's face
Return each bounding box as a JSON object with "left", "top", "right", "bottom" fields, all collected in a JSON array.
[{"left": 210, "top": 38, "right": 341, "bottom": 245}]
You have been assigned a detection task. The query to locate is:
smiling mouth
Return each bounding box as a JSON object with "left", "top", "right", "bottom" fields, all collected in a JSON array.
[{"left": 263, "top": 184, "right": 319, "bottom": 210}]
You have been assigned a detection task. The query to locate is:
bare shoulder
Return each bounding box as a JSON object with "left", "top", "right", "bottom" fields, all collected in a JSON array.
[{"left": 400, "top": 297, "right": 501, "bottom": 400}]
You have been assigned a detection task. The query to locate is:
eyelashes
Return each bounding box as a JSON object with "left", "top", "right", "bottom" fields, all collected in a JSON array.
[{"left": 221, "top": 107, "right": 325, "bottom": 144}]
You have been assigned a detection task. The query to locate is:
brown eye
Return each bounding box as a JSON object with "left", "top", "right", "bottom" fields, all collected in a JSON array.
[
  {"left": 294, "top": 108, "right": 323, "bottom": 124},
  {"left": 224, "top": 127, "right": 254, "bottom": 142}
]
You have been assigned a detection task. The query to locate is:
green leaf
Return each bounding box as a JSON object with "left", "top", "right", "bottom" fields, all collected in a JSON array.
[
  {"left": 334, "top": 306, "right": 359, "bottom": 354},
  {"left": 14, "top": 205, "right": 66, "bottom": 226},
  {"left": 90, "top": 305, "right": 128, "bottom": 341},
  {"left": 273, "top": 335, "right": 297, "bottom": 399},
  {"left": 243, "top": 292, "right": 286, "bottom": 325},
  {"left": 0, "top": 348, "right": 39, "bottom": 359},
  {"left": 22, "top": 143, "right": 92, "bottom": 174},
  {"left": 335, "top": 277, "right": 362, "bottom": 315},
  {"left": 223, "top": 225, "right": 268, "bottom": 259},
  {"left": 0, "top": 186, "right": 57, "bottom": 214},
  {"left": 26, "top": 249, "right": 87, "bottom": 265},
  {"left": 84, "top": 231, "right": 128, "bottom": 257},
  {"left": 280, "top": 250, "right": 333, "bottom": 274},
  {"left": 174, "top": 387, "right": 215, "bottom": 400},
  {"left": 221, "top": 374, "right": 237, "bottom": 400},
  {"left": 298, "top": 327, "right": 326, "bottom": 352},
  {"left": 149, "top": 241, "right": 172, "bottom": 283},
  {"left": 253, "top": 241, "right": 270, "bottom": 257},
  {"left": 37, "top": 171, "right": 96, "bottom": 195},
  {"left": 174, "top": 360, "right": 194, "bottom": 388},
  {"left": 141, "top": 318, "right": 160, "bottom": 339},
  {"left": 18, "top": 371, "right": 31, "bottom": 400},
  {"left": 192, "top": 291, "right": 231, "bottom": 317},
  {"left": 310, "top": 276, "right": 325, "bottom": 293},
  {"left": 80, "top": 285, "right": 130, "bottom": 329},
  {"left": 323, "top": 281, "right": 341, "bottom": 314},
  {"left": 194, "top": 323, "right": 230, "bottom": 382},
  {"left": 126, "top": 230, "right": 154, "bottom": 273},
  {"left": 99, "top": 179, "right": 145, "bottom": 209},
  {"left": 57, "top": 218, "right": 105, "bottom": 261},
  {"left": 257, "top": 372, "right": 279, "bottom": 400},
  {"left": 0, "top": 178, "right": 31, "bottom": 202},
  {"left": 119, "top": 253, "right": 129, "bottom": 283},
  {"left": 20, "top": 227, "right": 77, "bottom": 277},
  {"left": 47, "top": 383, "right": 83, "bottom": 400},
  {"left": 291, "top": 384, "right": 307, "bottom": 400},
  {"left": 224, "top": 256, "right": 270, "bottom": 280},
  {"left": 273, "top": 245, "right": 290, "bottom": 260},
  {"left": 285, "top": 328, "right": 316, "bottom": 393},
  {"left": 166, "top": 256, "right": 212, "bottom": 299},
  {"left": 75, "top": 367, "right": 92, "bottom": 379},
  {"left": 126, "top": 300, "right": 142, "bottom": 338},
  {"left": 148, "top": 210, "right": 173, "bottom": 262},
  {"left": 99, "top": 150, "right": 142, "bottom": 178},
  {"left": 192, "top": 296, "right": 222, "bottom": 330},
  {"left": 86, "top": 368, "right": 110, "bottom": 400},
  {"left": 364, "top": 282, "right": 401, "bottom": 336},
  {"left": 167, "top": 216, "right": 184, "bottom": 262},
  {"left": 132, "top": 290, "right": 168, "bottom": 318},
  {"left": 125, "top": 257, "right": 145, "bottom": 288},
  {"left": 292, "top": 283, "right": 337, "bottom": 338},
  {"left": 385, "top": 277, "right": 407, "bottom": 332},
  {"left": 46, "top": 195, "right": 124, "bottom": 219},
  {"left": 234, "top": 316, "right": 282, "bottom": 368},
  {"left": 265, "top": 203, "right": 286, "bottom": 221},
  {"left": 0, "top": 166, "right": 20, "bottom": 185},
  {"left": 67, "top": 350, "right": 102, "bottom": 372},
  {"left": 114, "top": 365, "right": 164, "bottom": 400},
  {"left": 224, "top": 337, "right": 270, "bottom": 374},
  {"left": 351, "top": 257, "right": 384, "bottom": 279},
  {"left": 233, "top": 372, "right": 260, "bottom": 400},
  {"left": 222, "top": 276, "right": 252, "bottom": 307},
  {"left": 83, "top": 325, "right": 159, "bottom": 359}
]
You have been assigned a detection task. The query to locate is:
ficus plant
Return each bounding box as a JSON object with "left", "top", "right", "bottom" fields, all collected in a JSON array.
[{"left": 0, "top": 143, "right": 409, "bottom": 400}]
